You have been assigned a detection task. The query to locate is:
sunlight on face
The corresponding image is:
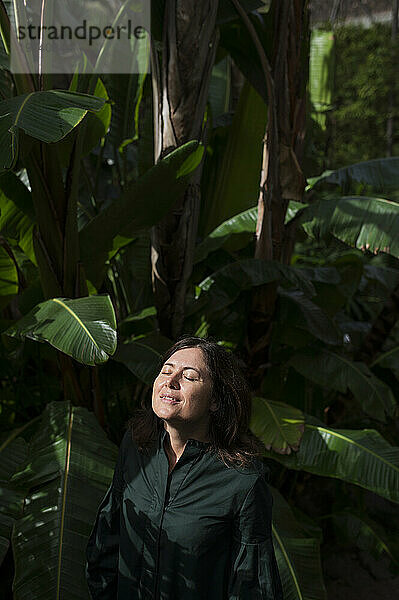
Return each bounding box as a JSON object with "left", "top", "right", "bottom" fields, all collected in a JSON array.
[{"left": 152, "top": 347, "right": 216, "bottom": 431}]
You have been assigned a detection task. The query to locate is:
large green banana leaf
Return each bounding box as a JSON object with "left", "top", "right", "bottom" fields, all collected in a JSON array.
[
  {"left": 176, "top": 146, "right": 204, "bottom": 179},
  {"left": 104, "top": 29, "right": 148, "bottom": 149},
  {"left": 118, "top": 305, "right": 157, "bottom": 338},
  {"left": 271, "top": 487, "right": 327, "bottom": 600},
  {"left": 203, "top": 260, "right": 339, "bottom": 294},
  {"left": 0, "top": 429, "right": 28, "bottom": 565},
  {"left": 106, "top": 73, "right": 146, "bottom": 148},
  {"left": 309, "top": 30, "right": 335, "bottom": 130},
  {"left": 11, "top": 401, "right": 117, "bottom": 599},
  {"left": 301, "top": 195, "right": 399, "bottom": 259},
  {"left": 0, "top": 172, "right": 36, "bottom": 264},
  {"left": 57, "top": 77, "right": 112, "bottom": 164},
  {"left": 5, "top": 295, "right": 117, "bottom": 365},
  {"left": 208, "top": 56, "right": 232, "bottom": 120},
  {"left": 114, "top": 333, "right": 172, "bottom": 386},
  {"left": 274, "top": 535, "right": 326, "bottom": 600},
  {"left": 196, "top": 201, "right": 307, "bottom": 263},
  {"left": 191, "top": 258, "right": 339, "bottom": 344},
  {"left": 284, "top": 201, "right": 309, "bottom": 225},
  {"left": 278, "top": 288, "right": 341, "bottom": 346},
  {"left": 199, "top": 80, "right": 267, "bottom": 236},
  {"left": 266, "top": 420, "right": 399, "bottom": 504},
  {"left": 219, "top": 10, "right": 272, "bottom": 102},
  {"left": 308, "top": 157, "right": 399, "bottom": 194},
  {"left": 0, "top": 244, "right": 18, "bottom": 296},
  {"left": 331, "top": 509, "right": 399, "bottom": 571},
  {"left": 79, "top": 141, "right": 204, "bottom": 288},
  {"left": 250, "top": 397, "right": 304, "bottom": 454},
  {"left": 363, "top": 263, "right": 399, "bottom": 292},
  {"left": 197, "top": 259, "right": 316, "bottom": 301},
  {"left": 0, "top": 90, "right": 105, "bottom": 171},
  {"left": 371, "top": 345, "right": 399, "bottom": 379},
  {"left": 80, "top": 78, "right": 111, "bottom": 155},
  {"left": 195, "top": 206, "right": 257, "bottom": 263},
  {"left": 289, "top": 349, "right": 397, "bottom": 422}
]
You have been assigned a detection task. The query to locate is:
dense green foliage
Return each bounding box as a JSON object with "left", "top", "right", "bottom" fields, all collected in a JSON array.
[
  {"left": 331, "top": 24, "right": 399, "bottom": 167},
  {"left": 0, "top": 1, "right": 398, "bottom": 599}
]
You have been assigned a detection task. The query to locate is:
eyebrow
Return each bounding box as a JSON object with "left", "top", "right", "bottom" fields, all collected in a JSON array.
[{"left": 163, "top": 362, "right": 201, "bottom": 375}]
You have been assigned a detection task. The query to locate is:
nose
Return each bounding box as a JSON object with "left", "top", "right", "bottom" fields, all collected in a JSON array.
[{"left": 165, "top": 371, "right": 180, "bottom": 389}]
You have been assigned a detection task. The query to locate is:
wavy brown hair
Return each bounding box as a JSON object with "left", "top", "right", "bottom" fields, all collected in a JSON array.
[{"left": 128, "top": 336, "right": 265, "bottom": 467}]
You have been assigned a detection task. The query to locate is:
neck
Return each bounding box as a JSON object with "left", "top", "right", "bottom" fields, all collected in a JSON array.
[{"left": 162, "top": 421, "right": 210, "bottom": 467}]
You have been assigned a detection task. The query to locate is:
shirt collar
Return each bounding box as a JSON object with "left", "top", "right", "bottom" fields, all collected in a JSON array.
[{"left": 159, "top": 426, "right": 210, "bottom": 450}]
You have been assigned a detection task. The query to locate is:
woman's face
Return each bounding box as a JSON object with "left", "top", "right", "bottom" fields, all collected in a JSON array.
[{"left": 152, "top": 347, "right": 216, "bottom": 431}]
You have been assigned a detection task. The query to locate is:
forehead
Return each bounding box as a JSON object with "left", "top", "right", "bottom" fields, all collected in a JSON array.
[{"left": 164, "top": 347, "right": 208, "bottom": 371}]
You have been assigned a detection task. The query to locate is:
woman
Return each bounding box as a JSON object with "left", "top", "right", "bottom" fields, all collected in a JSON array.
[{"left": 86, "top": 337, "right": 283, "bottom": 599}]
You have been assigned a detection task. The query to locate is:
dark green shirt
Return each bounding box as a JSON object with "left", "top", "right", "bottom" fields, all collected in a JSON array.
[{"left": 86, "top": 428, "right": 283, "bottom": 599}]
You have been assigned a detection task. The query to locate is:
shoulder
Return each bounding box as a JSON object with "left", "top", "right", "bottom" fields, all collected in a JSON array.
[
  {"left": 235, "top": 460, "right": 271, "bottom": 508},
  {"left": 117, "top": 428, "right": 158, "bottom": 479},
  {"left": 208, "top": 448, "right": 269, "bottom": 477},
  {"left": 220, "top": 454, "right": 270, "bottom": 490},
  {"left": 120, "top": 428, "right": 134, "bottom": 450},
  {"left": 206, "top": 451, "right": 271, "bottom": 510},
  {"left": 228, "top": 461, "right": 273, "bottom": 537},
  {"left": 118, "top": 428, "right": 140, "bottom": 462},
  {"left": 234, "top": 455, "right": 270, "bottom": 479}
]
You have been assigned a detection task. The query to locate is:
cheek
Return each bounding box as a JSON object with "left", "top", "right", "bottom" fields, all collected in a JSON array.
[
  {"left": 151, "top": 377, "right": 161, "bottom": 402},
  {"left": 153, "top": 374, "right": 165, "bottom": 389},
  {"left": 188, "top": 390, "right": 213, "bottom": 414}
]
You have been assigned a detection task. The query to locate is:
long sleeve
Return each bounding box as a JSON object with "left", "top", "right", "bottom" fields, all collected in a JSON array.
[
  {"left": 228, "top": 473, "right": 283, "bottom": 600},
  {"left": 85, "top": 440, "right": 126, "bottom": 599}
]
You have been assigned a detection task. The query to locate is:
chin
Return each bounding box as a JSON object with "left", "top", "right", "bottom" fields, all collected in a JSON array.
[
  {"left": 155, "top": 410, "right": 185, "bottom": 426},
  {"left": 153, "top": 404, "right": 179, "bottom": 420}
]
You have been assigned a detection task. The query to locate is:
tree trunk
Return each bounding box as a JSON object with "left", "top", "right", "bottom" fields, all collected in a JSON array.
[
  {"left": 247, "top": 0, "right": 308, "bottom": 386},
  {"left": 150, "top": 0, "right": 219, "bottom": 339}
]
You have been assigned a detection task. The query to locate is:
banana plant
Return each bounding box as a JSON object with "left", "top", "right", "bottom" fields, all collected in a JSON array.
[
  {"left": 331, "top": 509, "right": 399, "bottom": 572},
  {"left": 9, "top": 401, "right": 117, "bottom": 599},
  {"left": 0, "top": 401, "right": 327, "bottom": 600},
  {"left": 263, "top": 418, "right": 399, "bottom": 505},
  {"left": 0, "top": 1, "right": 398, "bottom": 598},
  {"left": 271, "top": 486, "right": 327, "bottom": 600},
  {"left": 302, "top": 156, "right": 399, "bottom": 365},
  {"left": 303, "top": 157, "right": 399, "bottom": 257},
  {"left": 0, "top": 429, "right": 29, "bottom": 564},
  {"left": 307, "top": 157, "right": 399, "bottom": 194},
  {"left": 250, "top": 397, "right": 305, "bottom": 455},
  {"left": 0, "top": 90, "right": 106, "bottom": 171},
  {"left": 289, "top": 350, "right": 397, "bottom": 422},
  {"left": 309, "top": 29, "right": 335, "bottom": 131},
  {"left": 5, "top": 295, "right": 117, "bottom": 365}
]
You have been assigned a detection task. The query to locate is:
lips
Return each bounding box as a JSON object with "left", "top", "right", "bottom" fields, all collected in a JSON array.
[{"left": 160, "top": 394, "right": 180, "bottom": 404}]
